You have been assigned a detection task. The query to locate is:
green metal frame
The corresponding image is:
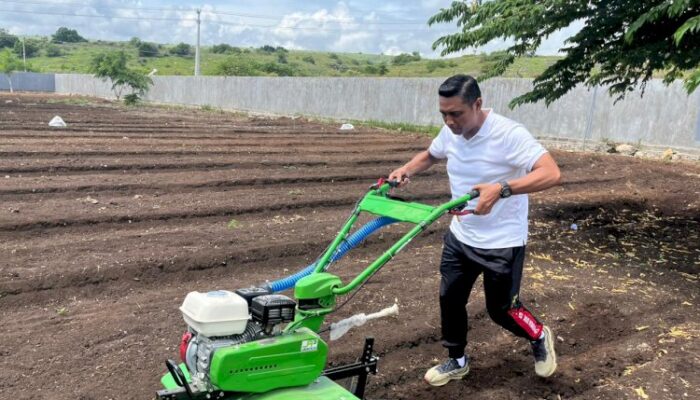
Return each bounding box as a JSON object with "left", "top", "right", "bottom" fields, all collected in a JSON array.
[{"left": 285, "top": 182, "right": 478, "bottom": 333}]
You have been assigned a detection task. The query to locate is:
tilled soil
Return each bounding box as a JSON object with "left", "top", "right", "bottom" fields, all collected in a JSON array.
[{"left": 1, "top": 93, "right": 698, "bottom": 400}]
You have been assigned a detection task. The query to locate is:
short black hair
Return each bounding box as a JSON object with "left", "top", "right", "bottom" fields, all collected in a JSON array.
[{"left": 438, "top": 74, "right": 481, "bottom": 105}]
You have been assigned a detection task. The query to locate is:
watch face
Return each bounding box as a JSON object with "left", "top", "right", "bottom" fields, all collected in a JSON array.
[{"left": 500, "top": 183, "right": 511, "bottom": 198}]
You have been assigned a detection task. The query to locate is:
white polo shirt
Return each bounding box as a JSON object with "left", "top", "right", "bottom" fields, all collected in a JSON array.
[{"left": 428, "top": 109, "right": 547, "bottom": 249}]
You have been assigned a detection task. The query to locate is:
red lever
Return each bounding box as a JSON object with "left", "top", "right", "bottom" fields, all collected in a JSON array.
[
  {"left": 448, "top": 208, "right": 474, "bottom": 216},
  {"left": 179, "top": 331, "right": 193, "bottom": 362}
]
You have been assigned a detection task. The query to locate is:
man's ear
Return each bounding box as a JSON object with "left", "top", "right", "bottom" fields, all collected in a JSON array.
[{"left": 473, "top": 97, "right": 483, "bottom": 111}]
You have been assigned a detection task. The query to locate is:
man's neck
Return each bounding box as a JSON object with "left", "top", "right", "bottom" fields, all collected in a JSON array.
[{"left": 462, "top": 109, "right": 489, "bottom": 140}]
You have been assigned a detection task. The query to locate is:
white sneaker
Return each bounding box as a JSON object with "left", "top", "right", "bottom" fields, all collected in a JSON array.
[
  {"left": 531, "top": 325, "right": 557, "bottom": 377},
  {"left": 424, "top": 357, "right": 469, "bottom": 386}
]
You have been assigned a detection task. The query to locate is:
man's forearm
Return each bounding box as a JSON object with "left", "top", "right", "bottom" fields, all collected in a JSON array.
[
  {"left": 402, "top": 150, "right": 437, "bottom": 177},
  {"left": 508, "top": 153, "right": 561, "bottom": 195}
]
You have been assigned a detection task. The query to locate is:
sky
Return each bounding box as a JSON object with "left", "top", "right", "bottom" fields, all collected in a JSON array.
[{"left": 0, "top": 0, "right": 582, "bottom": 57}]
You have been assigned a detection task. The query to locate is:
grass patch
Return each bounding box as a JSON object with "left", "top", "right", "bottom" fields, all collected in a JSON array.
[
  {"left": 45, "top": 96, "right": 94, "bottom": 106},
  {"left": 200, "top": 104, "right": 223, "bottom": 113},
  {"left": 348, "top": 119, "right": 441, "bottom": 137}
]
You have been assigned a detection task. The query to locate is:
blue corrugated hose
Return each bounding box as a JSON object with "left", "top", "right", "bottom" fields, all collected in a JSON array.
[{"left": 266, "top": 216, "right": 397, "bottom": 292}]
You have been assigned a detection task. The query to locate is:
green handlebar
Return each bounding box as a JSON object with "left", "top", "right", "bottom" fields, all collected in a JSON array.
[
  {"left": 315, "top": 183, "right": 479, "bottom": 295},
  {"left": 286, "top": 182, "right": 479, "bottom": 334},
  {"left": 331, "top": 189, "right": 478, "bottom": 295}
]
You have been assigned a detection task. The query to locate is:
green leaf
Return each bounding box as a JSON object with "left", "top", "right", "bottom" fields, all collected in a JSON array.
[
  {"left": 684, "top": 68, "right": 700, "bottom": 93},
  {"left": 674, "top": 15, "right": 700, "bottom": 45}
]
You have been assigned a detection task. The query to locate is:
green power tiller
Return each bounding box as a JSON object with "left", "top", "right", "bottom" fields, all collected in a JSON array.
[{"left": 156, "top": 178, "right": 479, "bottom": 400}]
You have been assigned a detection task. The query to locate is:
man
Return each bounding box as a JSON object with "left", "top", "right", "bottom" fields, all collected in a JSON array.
[{"left": 389, "top": 74, "right": 561, "bottom": 386}]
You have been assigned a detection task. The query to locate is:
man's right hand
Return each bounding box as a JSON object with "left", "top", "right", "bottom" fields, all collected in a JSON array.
[
  {"left": 387, "top": 150, "right": 438, "bottom": 188},
  {"left": 388, "top": 167, "right": 411, "bottom": 187}
]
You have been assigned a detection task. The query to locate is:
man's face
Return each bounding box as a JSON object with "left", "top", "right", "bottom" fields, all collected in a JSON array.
[{"left": 439, "top": 96, "right": 482, "bottom": 137}]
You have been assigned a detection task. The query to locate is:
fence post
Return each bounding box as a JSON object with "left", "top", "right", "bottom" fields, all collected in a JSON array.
[{"left": 582, "top": 85, "right": 598, "bottom": 151}]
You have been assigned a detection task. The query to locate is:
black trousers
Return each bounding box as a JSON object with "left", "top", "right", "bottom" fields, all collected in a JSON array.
[{"left": 439, "top": 230, "right": 544, "bottom": 359}]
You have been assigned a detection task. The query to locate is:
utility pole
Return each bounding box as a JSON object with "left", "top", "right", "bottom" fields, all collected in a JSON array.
[
  {"left": 194, "top": 8, "right": 201, "bottom": 76},
  {"left": 22, "top": 37, "right": 26, "bottom": 72}
]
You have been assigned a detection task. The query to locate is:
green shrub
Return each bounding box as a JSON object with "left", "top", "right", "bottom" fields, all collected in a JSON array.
[
  {"left": 45, "top": 44, "right": 62, "bottom": 57},
  {"left": 137, "top": 42, "right": 158, "bottom": 57},
  {"left": 169, "top": 43, "right": 191, "bottom": 56},
  {"left": 392, "top": 52, "right": 421, "bottom": 66},
  {"left": 214, "top": 57, "right": 262, "bottom": 76}
]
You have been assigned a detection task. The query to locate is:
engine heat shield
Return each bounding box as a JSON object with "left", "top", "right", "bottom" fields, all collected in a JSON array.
[{"left": 209, "top": 328, "right": 328, "bottom": 393}]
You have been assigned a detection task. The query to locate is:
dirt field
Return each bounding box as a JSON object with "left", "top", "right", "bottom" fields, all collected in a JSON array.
[{"left": 1, "top": 93, "right": 698, "bottom": 400}]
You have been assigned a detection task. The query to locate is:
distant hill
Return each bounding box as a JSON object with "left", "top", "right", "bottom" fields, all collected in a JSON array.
[{"left": 6, "top": 36, "right": 561, "bottom": 78}]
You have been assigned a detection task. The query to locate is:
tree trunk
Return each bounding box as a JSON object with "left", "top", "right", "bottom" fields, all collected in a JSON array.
[
  {"left": 6, "top": 75, "right": 12, "bottom": 93},
  {"left": 110, "top": 79, "right": 121, "bottom": 100}
]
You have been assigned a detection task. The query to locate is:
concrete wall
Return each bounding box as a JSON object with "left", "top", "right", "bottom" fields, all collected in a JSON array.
[
  {"left": 47, "top": 74, "right": 700, "bottom": 150},
  {"left": 486, "top": 79, "right": 700, "bottom": 150},
  {"left": 0, "top": 72, "right": 55, "bottom": 92}
]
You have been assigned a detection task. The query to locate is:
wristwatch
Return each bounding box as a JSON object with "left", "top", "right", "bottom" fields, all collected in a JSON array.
[{"left": 499, "top": 181, "right": 512, "bottom": 198}]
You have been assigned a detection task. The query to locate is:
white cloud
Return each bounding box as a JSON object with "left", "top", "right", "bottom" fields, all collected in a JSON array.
[
  {"left": 0, "top": 0, "right": 580, "bottom": 57},
  {"left": 381, "top": 46, "right": 405, "bottom": 56},
  {"left": 332, "top": 31, "right": 374, "bottom": 52},
  {"left": 272, "top": 4, "right": 358, "bottom": 39}
]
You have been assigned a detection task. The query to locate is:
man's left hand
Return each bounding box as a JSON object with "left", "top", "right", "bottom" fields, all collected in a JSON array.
[{"left": 472, "top": 183, "right": 501, "bottom": 215}]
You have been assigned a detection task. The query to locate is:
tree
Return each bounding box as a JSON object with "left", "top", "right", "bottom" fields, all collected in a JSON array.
[
  {"left": 0, "top": 29, "right": 18, "bottom": 48},
  {"left": 258, "top": 45, "right": 278, "bottom": 53},
  {"left": 211, "top": 43, "right": 231, "bottom": 53},
  {"left": 0, "top": 48, "right": 22, "bottom": 92},
  {"left": 137, "top": 42, "right": 158, "bottom": 57},
  {"left": 169, "top": 42, "right": 191, "bottom": 56},
  {"left": 429, "top": 0, "right": 700, "bottom": 107},
  {"left": 211, "top": 43, "right": 240, "bottom": 54},
  {"left": 13, "top": 39, "right": 39, "bottom": 58},
  {"left": 89, "top": 51, "right": 153, "bottom": 103},
  {"left": 51, "top": 27, "right": 86, "bottom": 43}
]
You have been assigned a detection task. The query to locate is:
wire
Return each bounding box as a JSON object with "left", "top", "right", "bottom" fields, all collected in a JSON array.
[
  {"left": 332, "top": 272, "right": 377, "bottom": 314},
  {"left": 204, "top": 19, "right": 430, "bottom": 32},
  {"left": 0, "top": 7, "right": 434, "bottom": 32},
  {"left": 0, "top": 0, "right": 428, "bottom": 25},
  {"left": 211, "top": 10, "right": 428, "bottom": 25},
  {"left": 315, "top": 268, "right": 379, "bottom": 337},
  {"left": 0, "top": 0, "right": 185, "bottom": 13},
  {"left": 0, "top": 8, "right": 191, "bottom": 22}
]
